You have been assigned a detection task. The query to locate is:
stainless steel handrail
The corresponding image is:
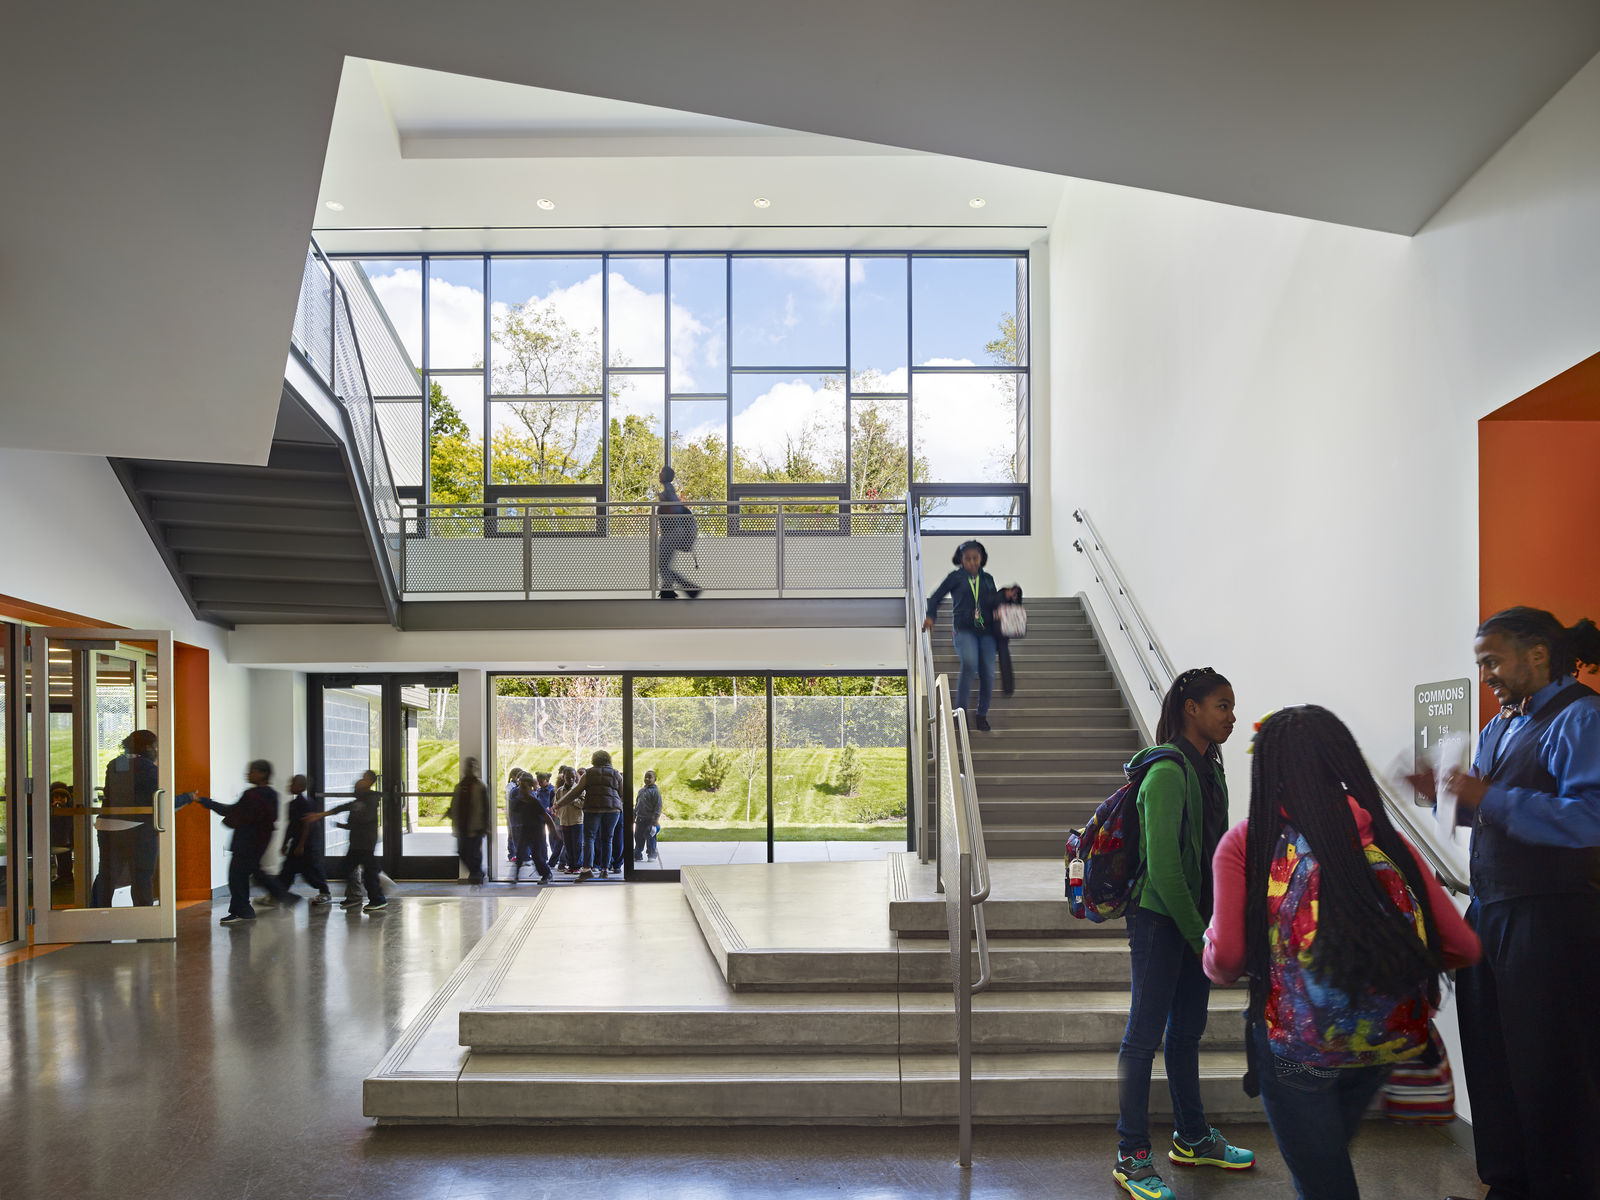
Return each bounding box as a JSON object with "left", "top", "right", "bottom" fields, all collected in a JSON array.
[
  {"left": 935, "top": 673, "right": 990, "bottom": 1167},
  {"left": 1073, "top": 504, "right": 1470, "bottom": 897},
  {"left": 1073, "top": 508, "right": 1175, "bottom": 683},
  {"left": 1373, "top": 765, "right": 1470, "bottom": 896}
]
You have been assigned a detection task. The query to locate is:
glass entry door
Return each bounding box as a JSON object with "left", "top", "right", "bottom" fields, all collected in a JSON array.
[
  {"left": 311, "top": 673, "right": 459, "bottom": 881},
  {"left": 28, "top": 628, "right": 175, "bottom": 943}
]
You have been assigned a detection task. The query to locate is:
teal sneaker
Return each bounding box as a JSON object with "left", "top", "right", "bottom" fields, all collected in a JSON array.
[
  {"left": 1168, "top": 1126, "right": 1255, "bottom": 1170},
  {"left": 1113, "top": 1148, "right": 1175, "bottom": 1200}
]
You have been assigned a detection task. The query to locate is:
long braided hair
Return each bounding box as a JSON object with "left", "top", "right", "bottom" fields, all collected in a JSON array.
[{"left": 1244, "top": 706, "right": 1442, "bottom": 1022}]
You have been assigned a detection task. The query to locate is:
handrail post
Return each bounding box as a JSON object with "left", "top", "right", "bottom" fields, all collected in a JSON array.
[
  {"left": 399, "top": 506, "right": 409, "bottom": 595},
  {"left": 522, "top": 504, "right": 532, "bottom": 599},
  {"left": 648, "top": 507, "right": 659, "bottom": 599},
  {"left": 775, "top": 503, "right": 786, "bottom": 598}
]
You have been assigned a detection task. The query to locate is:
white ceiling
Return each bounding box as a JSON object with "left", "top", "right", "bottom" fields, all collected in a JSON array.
[
  {"left": 3, "top": 0, "right": 1598, "bottom": 464},
  {"left": 314, "top": 61, "right": 1062, "bottom": 255}
]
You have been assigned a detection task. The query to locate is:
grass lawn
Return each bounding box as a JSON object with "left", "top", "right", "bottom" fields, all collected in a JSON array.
[{"left": 424, "top": 741, "right": 907, "bottom": 828}]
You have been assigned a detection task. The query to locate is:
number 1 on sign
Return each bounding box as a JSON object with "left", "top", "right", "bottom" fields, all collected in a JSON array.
[{"left": 1420, "top": 726, "right": 1428, "bottom": 749}]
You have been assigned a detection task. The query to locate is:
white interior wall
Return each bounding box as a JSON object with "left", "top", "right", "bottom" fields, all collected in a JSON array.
[
  {"left": 0, "top": 450, "right": 257, "bottom": 887},
  {"left": 246, "top": 670, "right": 307, "bottom": 871},
  {"left": 1047, "top": 50, "right": 1600, "bottom": 1124}
]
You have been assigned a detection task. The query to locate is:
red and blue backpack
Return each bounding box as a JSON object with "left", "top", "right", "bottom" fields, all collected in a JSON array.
[
  {"left": 1065, "top": 748, "right": 1185, "bottom": 922},
  {"left": 1265, "top": 824, "right": 1432, "bottom": 1067}
]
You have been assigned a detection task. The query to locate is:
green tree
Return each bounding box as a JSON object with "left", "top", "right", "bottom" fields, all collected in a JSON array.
[
  {"left": 428, "top": 380, "right": 483, "bottom": 508},
  {"left": 983, "top": 311, "right": 1025, "bottom": 526},
  {"left": 698, "top": 745, "right": 731, "bottom": 792},
  {"left": 836, "top": 741, "right": 865, "bottom": 797}
]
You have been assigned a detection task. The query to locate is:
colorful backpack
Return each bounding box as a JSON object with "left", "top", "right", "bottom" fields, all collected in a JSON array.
[
  {"left": 1065, "top": 748, "right": 1185, "bottom": 922},
  {"left": 1265, "top": 825, "right": 1431, "bottom": 1067}
]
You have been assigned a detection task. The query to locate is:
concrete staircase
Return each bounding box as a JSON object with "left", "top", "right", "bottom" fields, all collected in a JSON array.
[
  {"left": 930, "top": 595, "right": 1142, "bottom": 857},
  {"left": 365, "top": 860, "right": 1255, "bottom": 1126}
]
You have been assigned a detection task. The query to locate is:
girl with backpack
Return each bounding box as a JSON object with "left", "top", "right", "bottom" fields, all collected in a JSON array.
[
  {"left": 1205, "top": 705, "right": 1480, "bottom": 1200},
  {"left": 1114, "top": 668, "right": 1254, "bottom": 1200},
  {"left": 923, "top": 540, "right": 1001, "bottom": 730}
]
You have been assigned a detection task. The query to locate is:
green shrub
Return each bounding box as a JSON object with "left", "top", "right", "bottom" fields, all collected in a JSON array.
[
  {"left": 698, "top": 746, "right": 731, "bottom": 792},
  {"left": 836, "top": 742, "right": 865, "bottom": 796}
]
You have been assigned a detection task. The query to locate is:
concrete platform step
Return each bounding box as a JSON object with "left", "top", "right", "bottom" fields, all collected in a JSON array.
[
  {"left": 455, "top": 990, "right": 1244, "bottom": 1056},
  {"left": 437, "top": 1049, "right": 1256, "bottom": 1124}
]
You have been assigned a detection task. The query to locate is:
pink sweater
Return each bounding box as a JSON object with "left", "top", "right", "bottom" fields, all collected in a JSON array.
[{"left": 1203, "top": 797, "right": 1481, "bottom": 985}]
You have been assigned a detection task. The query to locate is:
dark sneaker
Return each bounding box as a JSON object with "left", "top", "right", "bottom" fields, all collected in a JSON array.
[
  {"left": 219, "top": 914, "right": 255, "bottom": 926},
  {"left": 973, "top": 714, "right": 992, "bottom": 732},
  {"left": 1169, "top": 1127, "right": 1255, "bottom": 1170},
  {"left": 686, "top": 589, "right": 701, "bottom": 599},
  {"left": 659, "top": 590, "right": 679, "bottom": 599},
  {"left": 312, "top": 894, "right": 333, "bottom": 905},
  {"left": 363, "top": 901, "right": 388, "bottom": 913},
  {"left": 1114, "top": 1149, "right": 1174, "bottom": 1200},
  {"left": 339, "top": 898, "right": 362, "bottom": 909}
]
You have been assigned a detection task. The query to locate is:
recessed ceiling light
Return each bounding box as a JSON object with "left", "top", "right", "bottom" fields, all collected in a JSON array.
[
  {"left": 324, "top": 200, "right": 345, "bottom": 211},
  {"left": 753, "top": 197, "right": 771, "bottom": 209},
  {"left": 968, "top": 198, "right": 987, "bottom": 209},
  {"left": 537, "top": 198, "right": 556, "bottom": 211}
]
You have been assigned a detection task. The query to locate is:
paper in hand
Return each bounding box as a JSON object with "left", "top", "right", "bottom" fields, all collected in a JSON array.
[{"left": 1433, "top": 732, "right": 1469, "bottom": 838}]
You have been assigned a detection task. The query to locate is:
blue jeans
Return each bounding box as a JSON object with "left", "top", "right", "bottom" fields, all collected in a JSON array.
[
  {"left": 558, "top": 823, "right": 584, "bottom": 870},
  {"left": 510, "top": 821, "right": 548, "bottom": 877},
  {"left": 1117, "top": 908, "right": 1212, "bottom": 1154},
  {"left": 1253, "top": 1023, "right": 1389, "bottom": 1200},
  {"left": 582, "top": 811, "right": 621, "bottom": 871},
  {"left": 952, "top": 628, "right": 997, "bottom": 718},
  {"left": 635, "top": 819, "right": 658, "bottom": 860}
]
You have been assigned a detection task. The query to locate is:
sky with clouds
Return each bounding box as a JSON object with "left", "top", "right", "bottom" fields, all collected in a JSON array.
[{"left": 361, "top": 255, "right": 1024, "bottom": 487}]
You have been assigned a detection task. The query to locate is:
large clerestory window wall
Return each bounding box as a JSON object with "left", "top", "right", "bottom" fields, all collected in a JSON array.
[{"left": 332, "top": 251, "right": 1031, "bottom": 534}]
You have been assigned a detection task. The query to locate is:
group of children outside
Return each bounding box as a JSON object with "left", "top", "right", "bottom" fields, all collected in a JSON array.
[{"left": 1106, "top": 604, "right": 1600, "bottom": 1200}]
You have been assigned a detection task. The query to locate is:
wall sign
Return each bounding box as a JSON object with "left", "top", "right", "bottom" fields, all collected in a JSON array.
[{"left": 1413, "top": 678, "right": 1472, "bottom": 803}]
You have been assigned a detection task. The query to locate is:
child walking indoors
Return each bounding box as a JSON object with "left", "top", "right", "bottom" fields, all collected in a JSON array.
[
  {"left": 923, "top": 540, "right": 1002, "bottom": 731},
  {"left": 1114, "top": 668, "right": 1254, "bottom": 1200},
  {"left": 1205, "top": 706, "right": 1480, "bottom": 1200},
  {"left": 275, "top": 774, "right": 331, "bottom": 904},
  {"left": 197, "top": 760, "right": 297, "bottom": 925},
  {"left": 307, "top": 770, "right": 386, "bottom": 913}
]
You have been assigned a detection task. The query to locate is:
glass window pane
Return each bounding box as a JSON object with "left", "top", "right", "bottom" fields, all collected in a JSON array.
[
  {"left": 428, "top": 258, "right": 485, "bottom": 369},
  {"left": 772, "top": 677, "right": 907, "bottom": 862},
  {"left": 630, "top": 676, "right": 768, "bottom": 870},
  {"left": 609, "top": 257, "right": 666, "bottom": 368},
  {"left": 912, "top": 372, "right": 1022, "bottom": 484},
  {"left": 917, "top": 493, "right": 1026, "bottom": 532},
  {"left": 670, "top": 400, "right": 727, "bottom": 501},
  {"left": 346, "top": 259, "right": 423, "bottom": 385},
  {"left": 375, "top": 398, "right": 426, "bottom": 490},
  {"left": 402, "top": 684, "right": 458, "bottom": 860},
  {"left": 493, "top": 676, "right": 624, "bottom": 880},
  {"left": 428, "top": 375, "right": 485, "bottom": 504},
  {"left": 609, "top": 374, "right": 665, "bottom": 503},
  {"left": 731, "top": 257, "right": 846, "bottom": 368},
  {"left": 319, "top": 683, "right": 385, "bottom": 860},
  {"left": 490, "top": 257, "right": 604, "bottom": 395},
  {"left": 850, "top": 393, "right": 909, "bottom": 500},
  {"left": 669, "top": 256, "right": 727, "bottom": 391},
  {"left": 850, "top": 256, "right": 908, "bottom": 391},
  {"left": 732, "top": 374, "right": 845, "bottom": 484},
  {"left": 912, "top": 257, "right": 1027, "bottom": 367},
  {"left": 490, "top": 400, "right": 603, "bottom": 485}
]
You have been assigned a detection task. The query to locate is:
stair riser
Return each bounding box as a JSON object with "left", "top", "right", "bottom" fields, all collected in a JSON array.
[
  {"left": 974, "top": 779, "right": 1122, "bottom": 801},
  {"left": 979, "top": 800, "right": 1102, "bottom": 826},
  {"left": 459, "top": 1012, "right": 1242, "bottom": 1055},
  {"left": 960, "top": 732, "right": 1139, "bottom": 751}
]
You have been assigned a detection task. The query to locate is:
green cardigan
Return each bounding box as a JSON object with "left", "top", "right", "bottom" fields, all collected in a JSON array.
[{"left": 1128, "top": 742, "right": 1226, "bottom": 954}]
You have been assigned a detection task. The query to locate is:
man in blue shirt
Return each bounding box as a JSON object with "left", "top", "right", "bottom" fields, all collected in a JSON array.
[{"left": 1432, "top": 606, "right": 1600, "bottom": 1200}]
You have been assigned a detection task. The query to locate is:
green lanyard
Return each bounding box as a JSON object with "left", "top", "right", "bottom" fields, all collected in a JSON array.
[{"left": 969, "top": 573, "right": 984, "bottom": 626}]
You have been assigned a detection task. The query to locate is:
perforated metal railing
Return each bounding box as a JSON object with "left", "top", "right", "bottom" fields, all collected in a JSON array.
[
  {"left": 399, "top": 500, "right": 909, "bottom": 598},
  {"left": 289, "top": 240, "right": 406, "bottom": 589}
]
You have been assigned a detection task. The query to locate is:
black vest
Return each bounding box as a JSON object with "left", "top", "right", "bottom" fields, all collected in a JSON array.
[{"left": 1471, "top": 682, "right": 1600, "bottom": 902}]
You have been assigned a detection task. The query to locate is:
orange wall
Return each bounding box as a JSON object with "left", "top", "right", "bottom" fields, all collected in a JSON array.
[
  {"left": 173, "top": 643, "right": 212, "bottom": 901},
  {"left": 1479, "top": 419, "right": 1600, "bottom": 717}
]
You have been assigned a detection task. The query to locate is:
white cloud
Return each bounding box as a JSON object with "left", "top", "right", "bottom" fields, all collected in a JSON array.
[{"left": 733, "top": 378, "right": 845, "bottom": 471}]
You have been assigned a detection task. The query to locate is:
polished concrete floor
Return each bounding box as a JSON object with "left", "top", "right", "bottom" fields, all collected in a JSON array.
[{"left": 0, "top": 885, "right": 1485, "bottom": 1200}]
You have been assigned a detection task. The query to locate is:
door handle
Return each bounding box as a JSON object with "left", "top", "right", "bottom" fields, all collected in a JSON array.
[{"left": 152, "top": 789, "right": 168, "bottom": 833}]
